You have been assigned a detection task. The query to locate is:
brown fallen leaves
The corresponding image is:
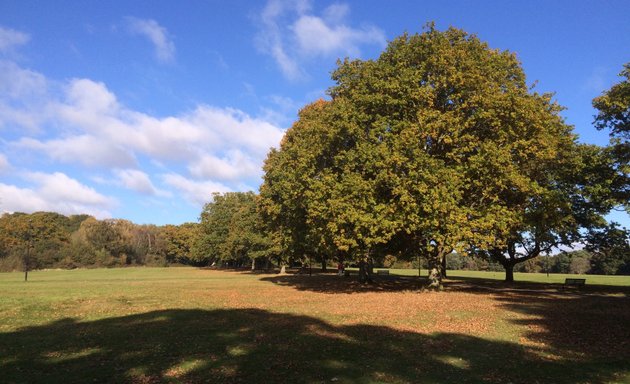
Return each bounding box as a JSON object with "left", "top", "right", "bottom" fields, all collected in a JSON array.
[{"left": 206, "top": 270, "right": 630, "bottom": 361}]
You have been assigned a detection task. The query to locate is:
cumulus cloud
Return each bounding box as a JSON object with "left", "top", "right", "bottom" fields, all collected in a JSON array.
[
  {"left": 188, "top": 150, "right": 261, "bottom": 181},
  {"left": 26, "top": 172, "right": 113, "bottom": 206},
  {"left": 114, "top": 169, "right": 171, "bottom": 197},
  {"left": 0, "top": 172, "right": 115, "bottom": 218},
  {"left": 0, "top": 26, "right": 30, "bottom": 53},
  {"left": 0, "top": 61, "right": 47, "bottom": 99},
  {"left": 292, "top": 15, "right": 385, "bottom": 57},
  {"left": 15, "top": 136, "right": 137, "bottom": 168},
  {"left": 5, "top": 74, "right": 284, "bottom": 182},
  {"left": 45, "top": 78, "right": 283, "bottom": 161},
  {"left": 0, "top": 30, "right": 285, "bottom": 216},
  {"left": 255, "top": 0, "right": 385, "bottom": 80},
  {"left": 162, "top": 173, "right": 230, "bottom": 206},
  {"left": 127, "top": 17, "right": 175, "bottom": 63}
]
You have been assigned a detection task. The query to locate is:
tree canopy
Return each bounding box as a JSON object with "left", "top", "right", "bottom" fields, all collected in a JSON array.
[
  {"left": 259, "top": 24, "right": 612, "bottom": 287},
  {"left": 592, "top": 62, "right": 630, "bottom": 211},
  {"left": 199, "top": 192, "right": 275, "bottom": 268}
]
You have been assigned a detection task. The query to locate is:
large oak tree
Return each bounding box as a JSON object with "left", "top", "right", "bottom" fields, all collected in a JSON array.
[{"left": 260, "top": 25, "right": 594, "bottom": 288}]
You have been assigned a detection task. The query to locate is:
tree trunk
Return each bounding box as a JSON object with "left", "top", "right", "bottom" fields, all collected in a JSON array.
[
  {"left": 358, "top": 253, "right": 373, "bottom": 284},
  {"left": 251, "top": 257, "right": 256, "bottom": 271},
  {"left": 279, "top": 264, "right": 286, "bottom": 274},
  {"left": 359, "top": 260, "right": 367, "bottom": 283},
  {"left": 504, "top": 262, "right": 515, "bottom": 282},
  {"left": 441, "top": 254, "right": 447, "bottom": 278},
  {"left": 426, "top": 250, "right": 444, "bottom": 290},
  {"left": 321, "top": 255, "right": 327, "bottom": 272}
]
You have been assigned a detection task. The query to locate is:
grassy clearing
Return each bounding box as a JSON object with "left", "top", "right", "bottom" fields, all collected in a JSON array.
[{"left": 1, "top": 267, "right": 629, "bottom": 383}]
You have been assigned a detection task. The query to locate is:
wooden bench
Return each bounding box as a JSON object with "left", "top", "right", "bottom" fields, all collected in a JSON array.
[{"left": 563, "top": 278, "right": 586, "bottom": 290}]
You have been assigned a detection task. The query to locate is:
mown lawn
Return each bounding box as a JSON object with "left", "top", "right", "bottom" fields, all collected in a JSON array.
[{"left": 1, "top": 267, "right": 629, "bottom": 383}]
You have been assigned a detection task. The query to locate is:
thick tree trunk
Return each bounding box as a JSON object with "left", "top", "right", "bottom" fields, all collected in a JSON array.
[
  {"left": 358, "top": 253, "right": 373, "bottom": 284},
  {"left": 504, "top": 262, "right": 515, "bottom": 282},
  {"left": 321, "top": 255, "right": 327, "bottom": 272},
  {"left": 359, "top": 260, "right": 367, "bottom": 283},
  {"left": 441, "top": 254, "right": 447, "bottom": 278},
  {"left": 426, "top": 251, "right": 445, "bottom": 290}
]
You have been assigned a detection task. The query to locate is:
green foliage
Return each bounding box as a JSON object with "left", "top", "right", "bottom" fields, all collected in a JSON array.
[
  {"left": 0, "top": 211, "right": 73, "bottom": 269},
  {"left": 261, "top": 24, "right": 595, "bottom": 287},
  {"left": 199, "top": 192, "right": 275, "bottom": 267},
  {"left": 550, "top": 250, "right": 593, "bottom": 274},
  {"left": 587, "top": 223, "right": 630, "bottom": 275},
  {"left": 593, "top": 62, "right": 630, "bottom": 140},
  {"left": 592, "top": 62, "right": 630, "bottom": 211},
  {"left": 161, "top": 223, "right": 201, "bottom": 265},
  {"left": 446, "top": 252, "right": 504, "bottom": 272},
  {"left": 0, "top": 212, "right": 199, "bottom": 271}
]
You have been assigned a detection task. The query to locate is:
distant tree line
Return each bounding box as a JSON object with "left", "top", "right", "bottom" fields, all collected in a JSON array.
[
  {"left": 0, "top": 211, "right": 205, "bottom": 272},
  {"left": 5, "top": 206, "right": 626, "bottom": 276}
]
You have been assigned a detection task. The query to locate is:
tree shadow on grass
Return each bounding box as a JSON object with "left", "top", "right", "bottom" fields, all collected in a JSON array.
[
  {"left": 1, "top": 308, "right": 629, "bottom": 384},
  {"left": 495, "top": 291, "right": 630, "bottom": 361},
  {"left": 258, "top": 273, "right": 630, "bottom": 379},
  {"left": 444, "top": 275, "right": 630, "bottom": 296},
  {"left": 260, "top": 273, "right": 424, "bottom": 294},
  {"left": 259, "top": 271, "right": 576, "bottom": 295}
]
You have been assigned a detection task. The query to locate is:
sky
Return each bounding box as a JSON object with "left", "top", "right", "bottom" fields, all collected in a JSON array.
[{"left": 0, "top": 0, "right": 628, "bottom": 226}]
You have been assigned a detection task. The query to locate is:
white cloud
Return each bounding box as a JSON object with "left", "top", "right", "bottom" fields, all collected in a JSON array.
[
  {"left": 7, "top": 76, "right": 284, "bottom": 173},
  {"left": 188, "top": 150, "right": 261, "bottom": 181},
  {"left": 292, "top": 15, "right": 385, "bottom": 57},
  {"left": 255, "top": 0, "right": 385, "bottom": 80},
  {"left": 26, "top": 172, "right": 113, "bottom": 206},
  {"left": 15, "top": 136, "right": 137, "bottom": 168},
  {"left": 0, "top": 153, "right": 9, "bottom": 172},
  {"left": 162, "top": 173, "right": 230, "bottom": 206},
  {"left": 186, "top": 106, "right": 285, "bottom": 156},
  {"left": 2, "top": 55, "right": 285, "bottom": 215},
  {"left": 114, "top": 169, "right": 171, "bottom": 197},
  {"left": 322, "top": 4, "right": 349, "bottom": 24},
  {"left": 256, "top": 1, "right": 307, "bottom": 80},
  {"left": 0, "top": 172, "right": 115, "bottom": 218},
  {"left": 0, "top": 60, "right": 47, "bottom": 99},
  {"left": 0, "top": 60, "right": 48, "bottom": 132},
  {"left": 0, "top": 26, "right": 30, "bottom": 53},
  {"left": 127, "top": 17, "right": 175, "bottom": 63}
]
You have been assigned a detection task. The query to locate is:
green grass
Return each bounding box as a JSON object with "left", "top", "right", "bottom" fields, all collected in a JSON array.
[{"left": 1, "top": 267, "right": 629, "bottom": 384}]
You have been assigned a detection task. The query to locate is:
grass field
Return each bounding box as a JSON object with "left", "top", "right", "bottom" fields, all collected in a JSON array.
[{"left": 1, "top": 267, "right": 629, "bottom": 383}]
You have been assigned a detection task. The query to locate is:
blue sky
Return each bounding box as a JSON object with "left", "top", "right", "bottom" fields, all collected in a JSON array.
[{"left": 0, "top": 0, "right": 628, "bottom": 226}]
